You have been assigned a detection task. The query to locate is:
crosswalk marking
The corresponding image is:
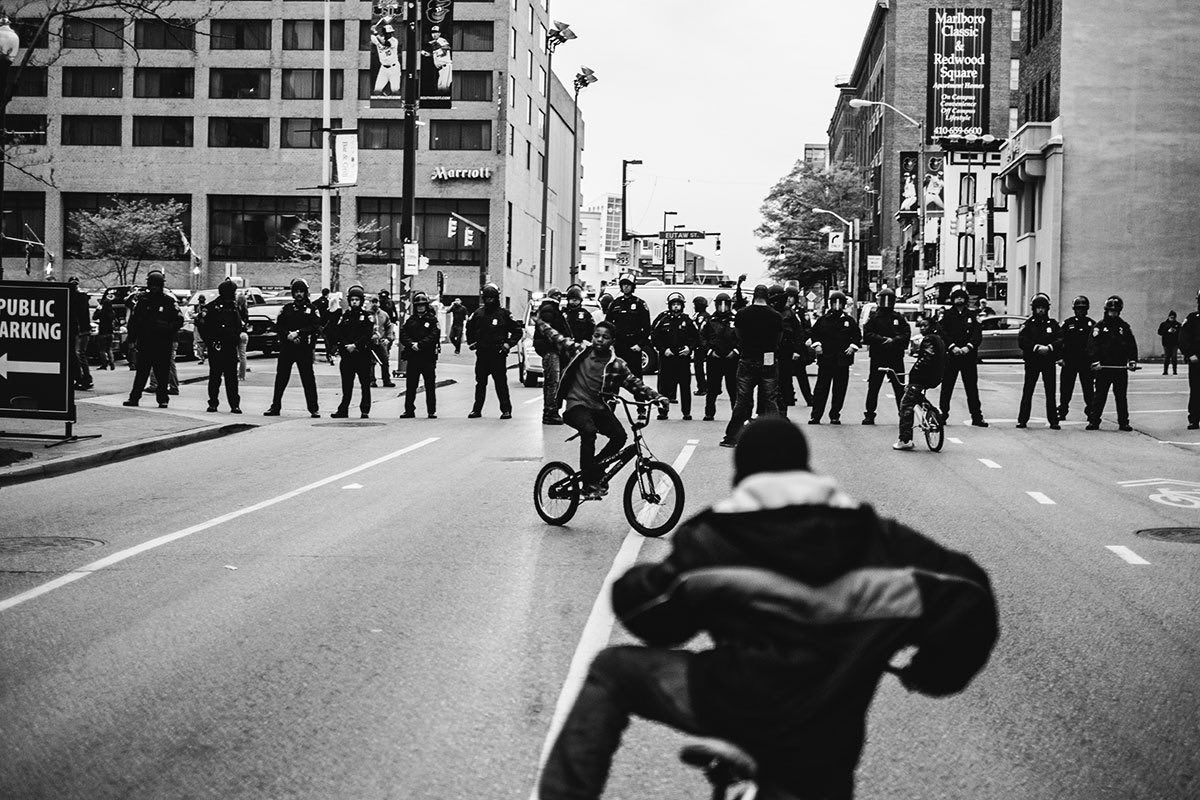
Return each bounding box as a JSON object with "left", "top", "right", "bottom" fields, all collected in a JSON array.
[
  {"left": 978, "top": 459, "right": 1002, "bottom": 469},
  {"left": 1027, "top": 491, "right": 1056, "bottom": 505}
]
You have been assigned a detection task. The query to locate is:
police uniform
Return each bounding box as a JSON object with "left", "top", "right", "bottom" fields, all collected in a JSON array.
[
  {"left": 267, "top": 284, "right": 324, "bottom": 416},
  {"left": 607, "top": 290, "right": 652, "bottom": 378},
  {"left": 701, "top": 302, "right": 739, "bottom": 420},
  {"left": 1181, "top": 301, "right": 1200, "bottom": 429},
  {"left": 563, "top": 303, "right": 595, "bottom": 344},
  {"left": 1017, "top": 311, "right": 1063, "bottom": 427},
  {"left": 466, "top": 291, "right": 522, "bottom": 417},
  {"left": 692, "top": 300, "right": 711, "bottom": 394},
  {"left": 332, "top": 294, "right": 376, "bottom": 418},
  {"left": 937, "top": 304, "right": 986, "bottom": 425},
  {"left": 399, "top": 299, "right": 441, "bottom": 417},
  {"left": 808, "top": 306, "right": 862, "bottom": 424},
  {"left": 651, "top": 302, "right": 701, "bottom": 419},
  {"left": 123, "top": 272, "right": 184, "bottom": 408},
  {"left": 199, "top": 281, "right": 244, "bottom": 412},
  {"left": 862, "top": 309, "right": 911, "bottom": 423},
  {"left": 1058, "top": 312, "right": 1096, "bottom": 420},
  {"left": 1087, "top": 312, "right": 1138, "bottom": 430}
]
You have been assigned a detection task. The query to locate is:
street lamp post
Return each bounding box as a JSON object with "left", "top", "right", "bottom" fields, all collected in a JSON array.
[
  {"left": 319, "top": 0, "right": 332, "bottom": 291},
  {"left": 536, "top": 21, "right": 576, "bottom": 290},
  {"left": 568, "top": 67, "right": 596, "bottom": 288},
  {"left": 620, "top": 159, "right": 642, "bottom": 241},
  {"left": 812, "top": 207, "right": 858, "bottom": 300},
  {"left": 0, "top": 17, "right": 20, "bottom": 282}
]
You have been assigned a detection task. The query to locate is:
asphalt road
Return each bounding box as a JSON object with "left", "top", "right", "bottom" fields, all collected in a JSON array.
[{"left": 1, "top": 360, "right": 1197, "bottom": 799}]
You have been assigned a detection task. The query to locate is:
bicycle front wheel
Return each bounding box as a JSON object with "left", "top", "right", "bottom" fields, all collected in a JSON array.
[
  {"left": 920, "top": 403, "right": 944, "bottom": 452},
  {"left": 623, "top": 459, "right": 685, "bottom": 538},
  {"left": 534, "top": 461, "right": 580, "bottom": 526}
]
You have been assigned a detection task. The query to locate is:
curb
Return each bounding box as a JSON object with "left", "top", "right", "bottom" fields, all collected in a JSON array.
[{"left": 0, "top": 423, "right": 257, "bottom": 488}]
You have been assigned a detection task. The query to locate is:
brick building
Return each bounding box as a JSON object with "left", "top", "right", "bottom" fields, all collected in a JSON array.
[{"left": 2, "top": 0, "right": 584, "bottom": 314}]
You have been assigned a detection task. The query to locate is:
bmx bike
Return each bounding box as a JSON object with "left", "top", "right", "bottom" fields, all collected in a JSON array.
[
  {"left": 878, "top": 367, "right": 944, "bottom": 452},
  {"left": 533, "top": 395, "right": 685, "bottom": 538}
]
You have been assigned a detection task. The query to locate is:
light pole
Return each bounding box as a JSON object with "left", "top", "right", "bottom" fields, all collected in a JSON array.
[
  {"left": 537, "top": 20, "right": 576, "bottom": 290},
  {"left": 0, "top": 16, "right": 19, "bottom": 282},
  {"left": 849, "top": 98, "right": 926, "bottom": 313},
  {"left": 568, "top": 67, "right": 596, "bottom": 288},
  {"left": 812, "top": 207, "right": 858, "bottom": 300},
  {"left": 620, "top": 159, "right": 642, "bottom": 241},
  {"left": 319, "top": 0, "right": 332, "bottom": 290}
]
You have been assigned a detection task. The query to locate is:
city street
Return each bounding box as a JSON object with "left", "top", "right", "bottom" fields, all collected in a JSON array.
[{"left": 2, "top": 362, "right": 1198, "bottom": 800}]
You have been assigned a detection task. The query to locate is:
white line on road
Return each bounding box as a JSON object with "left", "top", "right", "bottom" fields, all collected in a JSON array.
[
  {"left": 1027, "top": 491, "right": 1056, "bottom": 505},
  {"left": 0, "top": 438, "right": 440, "bottom": 614},
  {"left": 529, "top": 441, "right": 698, "bottom": 797},
  {"left": 524, "top": 397, "right": 543, "bottom": 405},
  {"left": 948, "top": 437, "right": 963, "bottom": 445},
  {"left": 687, "top": 439, "right": 700, "bottom": 445},
  {"left": 1106, "top": 546, "right": 1150, "bottom": 565},
  {"left": 343, "top": 483, "right": 364, "bottom": 490},
  {"left": 978, "top": 459, "right": 1003, "bottom": 469},
  {"left": 1159, "top": 441, "right": 1200, "bottom": 446}
]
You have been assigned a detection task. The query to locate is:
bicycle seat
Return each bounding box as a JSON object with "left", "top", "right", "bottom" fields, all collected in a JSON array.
[{"left": 680, "top": 738, "right": 758, "bottom": 784}]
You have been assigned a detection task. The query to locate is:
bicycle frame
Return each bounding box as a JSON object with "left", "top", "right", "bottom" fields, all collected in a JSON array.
[{"left": 553, "top": 394, "right": 662, "bottom": 494}]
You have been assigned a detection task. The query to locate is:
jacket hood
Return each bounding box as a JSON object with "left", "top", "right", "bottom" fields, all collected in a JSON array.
[{"left": 714, "top": 471, "right": 859, "bottom": 513}]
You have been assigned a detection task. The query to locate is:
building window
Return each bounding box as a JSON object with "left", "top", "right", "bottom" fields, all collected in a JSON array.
[
  {"left": 61, "top": 116, "right": 121, "bottom": 146},
  {"left": 539, "top": 23, "right": 546, "bottom": 53},
  {"left": 528, "top": 4, "right": 535, "bottom": 33},
  {"left": 453, "top": 21, "right": 494, "bottom": 51},
  {"left": 135, "top": 68, "right": 195, "bottom": 99},
  {"left": 284, "top": 19, "right": 345, "bottom": 50},
  {"left": 358, "top": 119, "right": 406, "bottom": 149},
  {"left": 134, "top": 19, "right": 195, "bottom": 49},
  {"left": 13, "top": 18, "right": 49, "bottom": 49},
  {"left": 208, "top": 118, "right": 270, "bottom": 148},
  {"left": 63, "top": 17, "right": 123, "bottom": 49},
  {"left": 957, "top": 235, "right": 975, "bottom": 272},
  {"left": 209, "top": 195, "right": 328, "bottom": 261},
  {"left": 525, "top": 140, "right": 531, "bottom": 169},
  {"left": 134, "top": 116, "right": 194, "bottom": 147},
  {"left": 211, "top": 19, "right": 272, "bottom": 50},
  {"left": 429, "top": 120, "right": 492, "bottom": 150},
  {"left": 282, "top": 69, "right": 344, "bottom": 100},
  {"left": 1011, "top": 9, "right": 1022, "bottom": 42},
  {"left": 452, "top": 70, "right": 494, "bottom": 101},
  {"left": 281, "top": 117, "right": 341, "bottom": 149},
  {"left": 526, "top": 95, "right": 533, "bottom": 124},
  {"left": 62, "top": 67, "right": 123, "bottom": 98},
  {"left": 1010, "top": 58, "right": 1020, "bottom": 91},
  {"left": 210, "top": 69, "right": 271, "bottom": 99},
  {"left": 360, "top": 20, "right": 374, "bottom": 50},
  {"left": 959, "top": 174, "right": 977, "bottom": 207},
  {"left": 357, "top": 198, "right": 489, "bottom": 265},
  {"left": 1009, "top": 106, "right": 1019, "bottom": 136},
  {"left": 510, "top": 27, "right": 517, "bottom": 59},
  {"left": 2, "top": 192, "right": 45, "bottom": 257},
  {"left": 7, "top": 115, "right": 48, "bottom": 146},
  {"left": 526, "top": 50, "right": 534, "bottom": 79},
  {"left": 13, "top": 67, "right": 48, "bottom": 97},
  {"left": 63, "top": 193, "right": 191, "bottom": 259},
  {"left": 508, "top": 124, "right": 515, "bottom": 156},
  {"left": 538, "top": 66, "right": 546, "bottom": 96},
  {"left": 537, "top": 110, "right": 545, "bottom": 136},
  {"left": 509, "top": 74, "right": 517, "bottom": 107}
]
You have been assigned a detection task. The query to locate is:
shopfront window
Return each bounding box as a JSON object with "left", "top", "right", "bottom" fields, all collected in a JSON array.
[{"left": 357, "top": 198, "right": 489, "bottom": 265}]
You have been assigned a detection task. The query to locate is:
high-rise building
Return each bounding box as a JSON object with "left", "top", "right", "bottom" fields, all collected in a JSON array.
[
  {"left": 576, "top": 193, "right": 622, "bottom": 292},
  {"left": 3, "top": 1, "right": 584, "bottom": 313}
]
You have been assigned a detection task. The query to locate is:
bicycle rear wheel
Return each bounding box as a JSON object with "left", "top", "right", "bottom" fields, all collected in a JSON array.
[
  {"left": 623, "top": 459, "right": 685, "bottom": 538},
  {"left": 919, "top": 403, "right": 945, "bottom": 452},
  {"left": 534, "top": 461, "right": 580, "bottom": 526}
]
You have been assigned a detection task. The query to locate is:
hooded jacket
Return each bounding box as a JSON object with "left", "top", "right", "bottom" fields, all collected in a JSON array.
[
  {"left": 908, "top": 329, "right": 946, "bottom": 388},
  {"left": 535, "top": 317, "right": 662, "bottom": 408},
  {"left": 611, "top": 471, "right": 997, "bottom": 798}
]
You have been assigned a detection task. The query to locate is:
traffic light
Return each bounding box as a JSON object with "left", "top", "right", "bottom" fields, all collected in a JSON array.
[
  {"left": 715, "top": 237, "right": 721, "bottom": 252},
  {"left": 447, "top": 218, "right": 459, "bottom": 238}
]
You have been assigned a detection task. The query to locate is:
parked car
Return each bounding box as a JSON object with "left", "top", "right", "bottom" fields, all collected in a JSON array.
[
  {"left": 518, "top": 293, "right": 604, "bottom": 387},
  {"left": 977, "top": 314, "right": 1026, "bottom": 360},
  {"left": 185, "top": 286, "right": 280, "bottom": 355}
]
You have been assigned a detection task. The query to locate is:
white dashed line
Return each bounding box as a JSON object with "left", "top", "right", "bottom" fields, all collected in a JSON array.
[
  {"left": 687, "top": 439, "right": 700, "bottom": 444},
  {"left": 342, "top": 483, "right": 364, "bottom": 490},
  {"left": 1027, "top": 491, "right": 1056, "bottom": 505},
  {"left": 978, "top": 459, "right": 1002, "bottom": 469},
  {"left": 524, "top": 397, "right": 542, "bottom": 405},
  {"left": 948, "top": 437, "right": 963, "bottom": 445},
  {"left": 1106, "top": 546, "right": 1150, "bottom": 565}
]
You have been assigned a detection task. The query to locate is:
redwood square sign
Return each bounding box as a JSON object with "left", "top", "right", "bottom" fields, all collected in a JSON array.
[
  {"left": 927, "top": 8, "right": 992, "bottom": 143},
  {"left": 0, "top": 280, "right": 74, "bottom": 422}
]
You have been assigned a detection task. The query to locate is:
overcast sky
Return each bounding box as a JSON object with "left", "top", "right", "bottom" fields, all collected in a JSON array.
[{"left": 550, "top": 0, "right": 877, "bottom": 283}]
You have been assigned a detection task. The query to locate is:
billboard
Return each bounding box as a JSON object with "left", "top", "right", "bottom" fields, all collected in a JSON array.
[
  {"left": 420, "top": 0, "right": 454, "bottom": 110},
  {"left": 927, "top": 8, "right": 992, "bottom": 142},
  {"left": 0, "top": 280, "right": 73, "bottom": 422},
  {"left": 368, "top": 1, "right": 405, "bottom": 104},
  {"left": 367, "top": 1, "right": 454, "bottom": 109}
]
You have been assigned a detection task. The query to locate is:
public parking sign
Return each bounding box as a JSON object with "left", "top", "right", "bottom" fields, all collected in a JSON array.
[{"left": 0, "top": 280, "right": 74, "bottom": 422}]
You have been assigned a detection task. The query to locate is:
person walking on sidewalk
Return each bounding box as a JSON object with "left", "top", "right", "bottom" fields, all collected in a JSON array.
[
  {"left": 199, "top": 280, "right": 243, "bottom": 413},
  {"left": 1177, "top": 290, "right": 1200, "bottom": 429},
  {"left": 1159, "top": 310, "right": 1181, "bottom": 376},
  {"left": 808, "top": 291, "right": 861, "bottom": 425},
  {"left": 368, "top": 296, "right": 397, "bottom": 388},
  {"left": 720, "top": 284, "right": 783, "bottom": 447},
  {"left": 466, "top": 283, "right": 522, "bottom": 419},
  {"left": 67, "top": 277, "right": 93, "bottom": 391},
  {"left": 399, "top": 291, "right": 441, "bottom": 419},
  {"left": 1057, "top": 295, "right": 1095, "bottom": 422},
  {"left": 937, "top": 286, "right": 988, "bottom": 427},
  {"left": 448, "top": 298, "right": 469, "bottom": 354},
  {"left": 94, "top": 297, "right": 116, "bottom": 370},
  {"left": 1086, "top": 295, "right": 1139, "bottom": 432},
  {"left": 264, "top": 279, "right": 323, "bottom": 418},
  {"left": 1016, "top": 293, "right": 1063, "bottom": 429},
  {"left": 651, "top": 292, "right": 701, "bottom": 421},
  {"left": 862, "top": 288, "right": 910, "bottom": 425},
  {"left": 331, "top": 285, "right": 375, "bottom": 419},
  {"left": 123, "top": 269, "right": 183, "bottom": 409},
  {"left": 534, "top": 288, "right": 569, "bottom": 425},
  {"left": 701, "top": 292, "right": 739, "bottom": 422}
]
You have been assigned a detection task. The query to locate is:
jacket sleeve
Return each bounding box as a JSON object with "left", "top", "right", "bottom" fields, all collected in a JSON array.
[
  {"left": 1017, "top": 320, "right": 1034, "bottom": 356},
  {"left": 612, "top": 524, "right": 715, "bottom": 646},
  {"left": 465, "top": 311, "right": 479, "bottom": 346},
  {"left": 701, "top": 319, "right": 716, "bottom": 353},
  {"left": 1181, "top": 316, "right": 1198, "bottom": 358},
  {"left": 968, "top": 317, "right": 983, "bottom": 351},
  {"left": 422, "top": 317, "right": 441, "bottom": 349},
  {"left": 619, "top": 363, "right": 664, "bottom": 404},
  {"left": 637, "top": 302, "right": 652, "bottom": 338},
  {"left": 862, "top": 318, "right": 885, "bottom": 347},
  {"left": 685, "top": 318, "right": 701, "bottom": 349},
  {"left": 396, "top": 319, "right": 415, "bottom": 351},
  {"left": 506, "top": 311, "right": 523, "bottom": 346},
  {"left": 896, "top": 317, "right": 912, "bottom": 350},
  {"left": 1050, "top": 321, "right": 1064, "bottom": 356},
  {"left": 651, "top": 313, "right": 669, "bottom": 351},
  {"left": 1126, "top": 328, "right": 1139, "bottom": 363},
  {"left": 535, "top": 316, "right": 583, "bottom": 360}
]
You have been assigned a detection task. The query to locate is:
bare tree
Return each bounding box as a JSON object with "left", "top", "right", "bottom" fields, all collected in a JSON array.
[
  {"left": 68, "top": 197, "right": 187, "bottom": 285},
  {"left": 276, "top": 218, "right": 385, "bottom": 292}
]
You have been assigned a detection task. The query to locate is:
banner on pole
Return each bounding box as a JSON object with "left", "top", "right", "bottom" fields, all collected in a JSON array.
[
  {"left": 369, "top": 0, "right": 405, "bottom": 107},
  {"left": 419, "top": 0, "right": 454, "bottom": 110},
  {"left": 329, "top": 129, "right": 360, "bottom": 187}
]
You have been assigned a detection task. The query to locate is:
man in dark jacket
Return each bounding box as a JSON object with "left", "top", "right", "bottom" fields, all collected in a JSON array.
[
  {"left": 94, "top": 297, "right": 117, "bottom": 370},
  {"left": 937, "top": 286, "right": 988, "bottom": 427},
  {"left": 563, "top": 284, "right": 595, "bottom": 344},
  {"left": 1016, "top": 293, "right": 1063, "bottom": 429},
  {"left": 720, "top": 285, "right": 783, "bottom": 447},
  {"left": 122, "top": 269, "right": 183, "bottom": 408},
  {"left": 768, "top": 284, "right": 800, "bottom": 418},
  {"left": 398, "top": 291, "right": 440, "bottom": 419},
  {"left": 67, "top": 276, "right": 93, "bottom": 391},
  {"left": 466, "top": 283, "right": 522, "bottom": 419},
  {"left": 701, "top": 292, "right": 738, "bottom": 421},
  {"left": 788, "top": 285, "right": 814, "bottom": 408},
  {"left": 448, "top": 298, "right": 469, "bottom": 354},
  {"left": 1159, "top": 311, "right": 1181, "bottom": 376},
  {"left": 862, "top": 287, "right": 910, "bottom": 425},
  {"left": 808, "top": 291, "right": 862, "bottom": 425},
  {"left": 264, "top": 278, "right": 323, "bottom": 418},
  {"left": 1181, "top": 290, "right": 1200, "bottom": 429},
  {"left": 895, "top": 314, "right": 947, "bottom": 450},
  {"left": 313, "top": 288, "right": 334, "bottom": 365},
  {"left": 652, "top": 292, "right": 701, "bottom": 420},
  {"left": 1087, "top": 295, "right": 1139, "bottom": 431},
  {"left": 534, "top": 288, "right": 570, "bottom": 425},
  {"left": 607, "top": 275, "right": 652, "bottom": 378},
  {"left": 331, "top": 285, "right": 375, "bottom": 419},
  {"left": 692, "top": 296, "right": 711, "bottom": 395},
  {"left": 199, "top": 279, "right": 244, "bottom": 414},
  {"left": 538, "top": 416, "right": 999, "bottom": 800},
  {"left": 1057, "top": 295, "right": 1096, "bottom": 421}
]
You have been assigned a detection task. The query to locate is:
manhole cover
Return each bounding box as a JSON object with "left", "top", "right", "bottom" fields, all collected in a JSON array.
[
  {"left": 0, "top": 537, "right": 105, "bottom": 555},
  {"left": 311, "top": 422, "right": 388, "bottom": 428},
  {"left": 1135, "top": 528, "right": 1200, "bottom": 544}
]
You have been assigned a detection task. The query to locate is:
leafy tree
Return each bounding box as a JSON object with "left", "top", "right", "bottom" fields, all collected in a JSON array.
[
  {"left": 68, "top": 198, "right": 188, "bottom": 285},
  {"left": 756, "top": 159, "right": 871, "bottom": 289},
  {"left": 276, "top": 217, "right": 384, "bottom": 291}
]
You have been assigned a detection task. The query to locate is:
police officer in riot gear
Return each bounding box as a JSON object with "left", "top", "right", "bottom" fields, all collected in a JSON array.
[
  {"left": 1180, "top": 289, "right": 1200, "bottom": 429},
  {"left": 534, "top": 288, "right": 570, "bottom": 425},
  {"left": 808, "top": 291, "right": 862, "bottom": 425},
  {"left": 938, "top": 286, "right": 988, "bottom": 427},
  {"left": 862, "top": 287, "right": 911, "bottom": 425},
  {"left": 399, "top": 291, "right": 441, "bottom": 419},
  {"left": 466, "top": 283, "right": 522, "bottom": 419},
  {"left": 691, "top": 296, "right": 711, "bottom": 395},
  {"left": 786, "top": 283, "right": 814, "bottom": 407},
  {"left": 701, "top": 292, "right": 739, "bottom": 421},
  {"left": 265, "top": 278, "right": 323, "bottom": 418},
  {"left": 1087, "top": 295, "right": 1138, "bottom": 431},
  {"left": 563, "top": 284, "right": 595, "bottom": 344},
  {"left": 1016, "top": 293, "right": 1063, "bottom": 429},
  {"left": 652, "top": 291, "right": 701, "bottom": 420},
  {"left": 199, "top": 279, "right": 244, "bottom": 413},
  {"left": 331, "top": 285, "right": 375, "bottom": 419},
  {"left": 123, "top": 269, "right": 184, "bottom": 409},
  {"left": 607, "top": 275, "right": 652, "bottom": 378},
  {"left": 1058, "top": 295, "right": 1096, "bottom": 421}
]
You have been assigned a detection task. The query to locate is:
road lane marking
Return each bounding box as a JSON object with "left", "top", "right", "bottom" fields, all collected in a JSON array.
[
  {"left": 1159, "top": 441, "right": 1200, "bottom": 446},
  {"left": 343, "top": 483, "right": 363, "bottom": 490},
  {"left": 530, "top": 442, "right": 698, "bottom": 796},
  {"left": 948, "top": 437, "right": 963, "bottom": 445},
  {"left": 687, "top": 439, "right": 700, "bottom": 444},
  {"left": 1027, "top": 492, "right": 1056, "bottom": 505},
  {"left": 1106, "top": 546, "right": 1150, "bottom": 565},
  {"left": 0, "top": 438, "right": 440, "bottom": 614},
  {"left": 978, "top": 459, "right": 1002, "bottom": 469},
  {"left": 524, "top": 397, "right": 542, "bottom": 405}
]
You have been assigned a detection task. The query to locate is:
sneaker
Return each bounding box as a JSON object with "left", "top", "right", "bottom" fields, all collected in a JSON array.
[
  {"left": 1015, "top": 422, "right": 1027, "bottom": 428},
  {"left": 122, "top": 399, "right": 139, "bottom": 407},
  {"left": 500, "top": 412, "right": 513, "bottom": 420},
  {"left": 543, "top": 416, "right": 564, "bottom": 426},
  {"left": 400, "top": 411, "right": 416, "bottom": 419},
  {"left": 693, "top": 389, "right": 706, "bottom": 396},
  {"left": 581, "top": 484, "right": 603, "bottom": 501},
  {"left": 468, "top": 411, "right": 482, "bottom": 418},
  {"left": 263, "top": 408, "right": 281, "bottom": 417},
  {"left": 207, "top": 404, "right": 218, "bottom": 413},
  {"left": 892, "top": 440, "right": 915, "bottom": 451},
  {"left": 808, "top": 418, "right": 821, "bottom": 425},
  {"left": 428, "top": 413, "right": 438, "bottom": 419},
  {"left": 331, "top": 410, "right": 349, "bottom": 419},
  {"left": 230, "top": 408, "right": 243, "bottom": 414},
  {"left": 1118, "top": 424, "right": 1133, "bottom": 432},
  {"left": 718, "top": 438, "right": 736, "bottom": 448},
  {"left": 971, "top": 419, "right": 989, "bottom": 428}
]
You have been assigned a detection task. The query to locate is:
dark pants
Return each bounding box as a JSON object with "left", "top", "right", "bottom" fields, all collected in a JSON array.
[
  {"left": 542, "top": 350, "right": 562, "bottom": 419},
  {"left": 1058, "top": 360, "right": 1094, "bottom": 419},
  {"left": 724, "top": 360, "right": 778, "bottom": 442},
  {"left": 616, "top": 343, "right": 644, "bottom": 379},
  {"left": 207, "top": 343, "right": 240, "bottom": 409},
  {"left": 96, "top": 334, "right": 115, "bottom": 369},
  {"left": 1091, "top": 369, "right": 1130, "bottom": 426},
  {"left": 898, "top": 381, "right": 929, "bottom": 443},
  {"left": 72, "top": 333, "right": 92, "bottom": 387},
  {"left": 657, "top": 356, "right": 691, "bottom": 416},
  {"left": 450, "top": 324, "right": 464, "bottom": 353},
  {"left": 810, "top": 360, "right": 850, "bottom": 422},
  {"left": 777, "top": 354, "right": 796, "bottom": 410},
  {"left": 563, "top": 404, "right": 626, "bottom": 486},
  {"left": 1190, "top": 360, "right": 1200, "bottom": 425},
  {"left": 1163, "top": 344, "right": 1178, "bottom": 374},
  {"left": 938, "top": 355, "right": 984, "bottom": 422},
  {"left": 473, "top": 350, "right": 512, "bottom": 413},
  {"left": 374, "top": 341, "right": 393, "bottom": 384},
  {"left": 272, "top": 345, "right": 319, "bottom": 412},
  {"left": 404, "top": 357, "right": 437, "bottom": 415},
  {"left": 1018, "top": 360, "right": 1058, "bottom": 425},
  {"left": 128, "top": 342, "right": 172, "bottom": 405},
  {"left": 693, "top": 348, "right": 706, "bottom": 392},
  {"left": 864, "top": 360, "right": 904, "bottom": 419},
  {"left": 794, "top": 360, "right": 814, "bottom": 406},
  {"left": 704, "top": 357, "right": 738, "bottom": 418},
  {"left": 337, "top": 352, "right": 373, "bottom": 415}
]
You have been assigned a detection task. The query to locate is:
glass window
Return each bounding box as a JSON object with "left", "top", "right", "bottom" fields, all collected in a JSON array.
[
  {"left": 1009, "top": 106, "right": 1019, "bottom": 136},
  {"left": 1011, "top": 9, "right": 1022, "bottom": 42},
  {"left": 526, "top": 95, "right": 533, "bottom": 124},
  {"left": 135, "top": 68, "right": 195, "bottom": 99},
  {"left": 358, "top": 119, "right": 407, "bottom": 149},
  {"left": 133, "top": 117, "right": 194, "bottom": 147},
  {"left": 62, "top": 67, "right": 123, "bottom": 98},
  {"left": 538, "top": 66, "right": 546, "bottom": 96},
  {"left": 13, "top": 18, "right": 50, "bottom": 49},
  {"left": 208, "top": 118, "right": 270, "bottom": 148},
  {"left": 209, "top": 195, "right": 330, "bottom": 261},
  {"left": 282, "top": 69, "right": 344, "bottom": 100},
  {"left": 452, "top": 71, "right": 493, "bottom": 101},
  {"left": 509, "top": 74, "right": 516, "bottom": 107},
  {"left": 281, "top": 117, "right": 341, "bottom": 149},
  {"left": 61, "top": 116, "right": 121, "bottom": 146},
  {"left": 63, "top": 193, "right": 191, "bottom": 259},
  {"left": 284, "top": 20, "right": 345, "bottom": 50},
  {"left": 453, "top": 21, "right": 494, "bottom": 51},
  {"left": 63, "top": 17, "right": 123, "bottom": 49},
  {"left": 210, "top": 20, "right": 272, "bottom": 50},
  {"left": 360, "top": 20, "right": 374, "bottom": 50},
  {"left": 510, "top": 27, "right": 517, "bottom": 59},
  {"left": 528, "top": 4, "right": 534, "bottom": 33},
  {"left": 7, "top": 115, "right": 48, "bottom": 146},
  {"left": 2, "top": 192, "right": 45, "bottom": 257},
  {"left": 959, "top": 174, "right": 977, "bottom": 207},
  {"left": 539, "top": 23, "right": 546, "bottom": 53},
  {"left": 526, "top": 50, "right": 533, "bottom": 79},
  {"left": 1010, "top": 58, "right": 1020, "bottom": 91},
  {"left": 537, "top": 110, "right": 545, "bottom": 136},
  {"left": 134, "top": 19, "right": 195, "bottom": 49},
  {"left": 429, "top": 120, "right": 491, "bottom": 150},
  {"left": 508, "top": 124, "right": 514, "bottom": 156},
  {"left": 13, "top": 67, "right": 48, "bottom": 97},
  {"left": 210, "top": 69, "right": 271, "bottom": 99},
  {"left": 358, "top": 197, "right": 488, "bottom": 265}
]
